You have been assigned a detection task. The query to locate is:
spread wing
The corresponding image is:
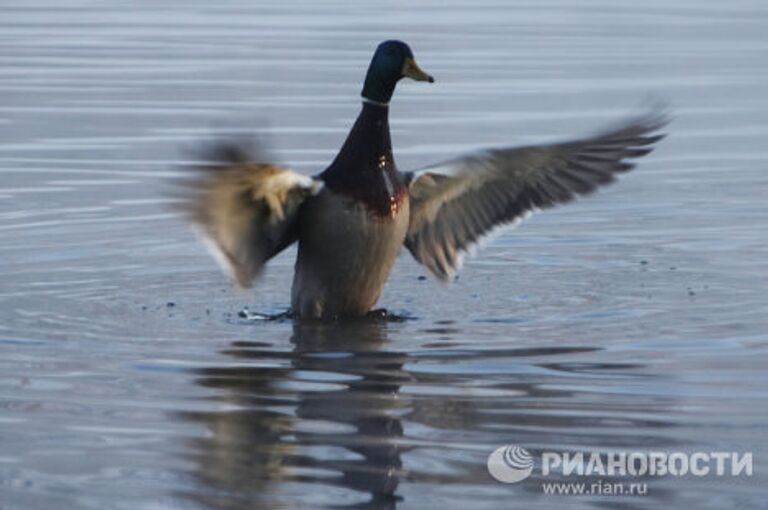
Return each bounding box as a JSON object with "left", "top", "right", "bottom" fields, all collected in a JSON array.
[
  {"left": 173, "top": 141, "right": 322, "bottom": 288},
  {"left": 405, "top": 111, "right": 669, "bottom": 281}
]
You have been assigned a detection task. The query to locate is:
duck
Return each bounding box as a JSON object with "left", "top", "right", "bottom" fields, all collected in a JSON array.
[{"left": 177, "top": 40, "right": 668, "bottom": 320}]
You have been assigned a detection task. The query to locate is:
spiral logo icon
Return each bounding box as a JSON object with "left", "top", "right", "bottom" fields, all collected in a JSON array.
[{"left": 487, "top": 445, "right": 534, "bottom": 483}]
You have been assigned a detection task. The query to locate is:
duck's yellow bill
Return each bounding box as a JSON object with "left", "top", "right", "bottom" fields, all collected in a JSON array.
[{"left": 403, "top": 58, "right": 434, "bottom": 83}]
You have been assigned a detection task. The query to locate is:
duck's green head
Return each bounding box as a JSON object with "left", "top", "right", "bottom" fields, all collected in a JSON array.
[{"left": 361, "top": 40, "right": 434, "bottom": 105}]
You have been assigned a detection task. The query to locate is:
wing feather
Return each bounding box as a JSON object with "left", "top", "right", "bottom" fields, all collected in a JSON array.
[
  {"left": 405, "top": 111, "right": 669, "bottom": 281},
  {"left": 173, "top": 141, "right": 322, "bottom": 287}
]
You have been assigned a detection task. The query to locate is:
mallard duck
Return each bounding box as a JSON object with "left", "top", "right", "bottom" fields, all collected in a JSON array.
[{"left": 178, "top": 40, "right": 668, "bottom": 320}]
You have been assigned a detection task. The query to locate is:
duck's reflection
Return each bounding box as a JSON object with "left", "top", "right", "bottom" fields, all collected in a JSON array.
[
  {"left": 181, "top": 321, "right": 681, "bottom": 509},
  {"left": 182, "top": 320, "right": 407, "bottom": 510}
]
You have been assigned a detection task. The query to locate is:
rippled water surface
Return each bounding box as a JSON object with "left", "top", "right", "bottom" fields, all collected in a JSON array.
[{"left": 1, "top": 1, "right": 767, "bottom": 509}]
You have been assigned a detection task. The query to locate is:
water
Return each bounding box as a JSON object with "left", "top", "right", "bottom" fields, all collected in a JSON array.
[{"left": 1, "top": 1, "right": 767, "bottom": 508}]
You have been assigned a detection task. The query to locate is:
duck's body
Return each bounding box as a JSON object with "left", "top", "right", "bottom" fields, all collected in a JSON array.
[
  {"left": 178, "top": 40, "right": 668, "bottom": 320},
  {"left": 292, "top": 185, "right": 409, "bottom": 318},
  {"left": 293, "top": 101, "right": 409, "bottom": 318}
]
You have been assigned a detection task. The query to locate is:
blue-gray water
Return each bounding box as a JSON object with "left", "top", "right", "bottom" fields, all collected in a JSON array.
[{"left": 1, "top": 1, "right": 767, "bottom": 509}]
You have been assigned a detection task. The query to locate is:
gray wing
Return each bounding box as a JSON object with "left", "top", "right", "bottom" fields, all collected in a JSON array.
[
  {"left": 174, "top": 141, "right": 322, "bottom": 288},
  {"left": 405, "top": 111, "right": 669, "bottom": 281}
]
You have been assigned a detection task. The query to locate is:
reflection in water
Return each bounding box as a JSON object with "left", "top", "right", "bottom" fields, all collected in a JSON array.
[
  {"left": 181, "top": 353, "right": 293, "bottom": 510},
  {"left": 289, "top": 321, "right": 407, "bottom": 507},
  {"left": 182, "top": 320, "right": 408, "bottom": 509},
  {"left": 180, "top": 321, "right": 687, "bottom": 509}
]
